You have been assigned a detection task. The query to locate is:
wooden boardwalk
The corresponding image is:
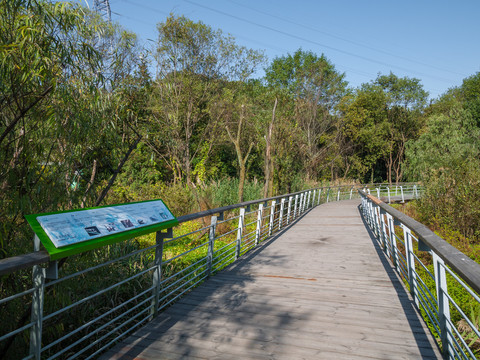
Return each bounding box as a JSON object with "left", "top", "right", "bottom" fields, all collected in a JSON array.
[{"left": 102, "top": 199, "right": 442, "bottom": 359}]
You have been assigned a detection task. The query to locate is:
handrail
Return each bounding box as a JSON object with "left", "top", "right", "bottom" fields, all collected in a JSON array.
[
  {"left": 176, "top": 187, "right": 324, "bottom": 223},
  {"left": 0, "top": 188, "right": 330, "bottom": 276},
  {"left": 362, "top": 191, "right": 480, "bottom": 294},
  {"left": 360, "top": 190, "right": 480, "bottom": 359},
  {"left": 0, "top": 182, "right": 421, "bottom": 276},
  {"left": 0, "top": 182, "right": 421, "bottom": 359},
  {"left": 1, "top": 183, "right": 419, "bottom": 276},
  {"left": 0, "top": 251, "right": 50, "bottom": 276}
]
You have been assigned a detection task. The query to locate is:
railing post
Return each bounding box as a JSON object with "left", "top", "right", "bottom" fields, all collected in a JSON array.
[
  {"left": 337, "top": 188, "right": 340, "bottom": 201},
  {"left": 278, "top": 198, "right": 285, "bottom": 230},
  {"left": 312, "top": 190, "right": 316, "bottom": 207},
  {"left": 373, "top": 204, "right": 382, "bottom": 238},
  {"left": 387, "top": 186, "right": 391, "bottom": 203},
  {"left": 363, "top": 196, "right": 369, "bottom": 224},
  {"left": 255, "top": 204, "right": 263, "bottom": 246},
  {"left": 403, "top": 225, "right": 418, "bottom": 307},
  {"left": 349, "top": 187, "right": 354, "bottom": 199},
  {"left": 299, "top": 193, "right": 304, "bottom": 215},
  {"left": 236, "top": 208, "right": 245, "bottom": 259},
  {"left": 268, "top": 200, "right": 276, "bottom": 236},
  {"left": 287, "top": 196, "right": 293, "bottom": 224},
  {"left": 151, "top": 228, "right": 172, "bottom": 318},
  {"left": 293, "top": 194, "right": 300, "bottom": 219},
  {"left": 299, "top": 193, "right": 303, "bottom": 214},
  {"left": 366, "top": 199, "right": 374, "bottom": 231},
  {"left": 400, "top": 186, "right": 405, "bottom": 203},
  {"left": 30, "top": 265, "right": 46, "bottom": 359},
  {"left": 379, "top": 209, "right": 389, "bottom": 257},
  {"left": 386, "top": 214, "right": 399, "bottom": 272},
  {"left": 317, "top": 188, "right": 322, "bottom": 205},
  {"left": 433, "top": 253, "right": 452, "bottom": 357},
  {"left": 414, "top": 184, "right": 418, "bottom": 199},
  {"left": 376, "top": 188, "right": 380, "bottom": 198},
  {"left": 292, "top": 195, "right": 298, "bottom": 220},
  {"left": 307, "top": 190, "right": 311, "bottom": 209},
  {"left": 30, "top": 234, "right": 45, "bottom": 360},
  {"left": 207, "top": 216, "right": 217, "bottom": 276},
  {"left": 326, "top": 188, "right": 330, "bottom": 203}
]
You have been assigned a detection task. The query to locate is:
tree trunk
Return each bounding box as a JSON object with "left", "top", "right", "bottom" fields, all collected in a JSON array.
[
  {"left": 387, "top": 150, "right": 393, "bottom": 184},
  {"left": 238, "top": 162, "right": 246, "bottom": 203},
  {"left": 95, "top": 136, "right": 141, "bottom": 206},
  {"left": 263, "top": 98, "right": 277, "bottom": 198}
]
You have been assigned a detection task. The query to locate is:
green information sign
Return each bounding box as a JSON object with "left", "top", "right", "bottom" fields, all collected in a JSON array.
[{"left": 25, "top": 199, "right": 178, "bottom": 260}]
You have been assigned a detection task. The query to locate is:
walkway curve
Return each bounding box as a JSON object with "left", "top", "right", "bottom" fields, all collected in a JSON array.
[{"left": 101, "top": 199, "right": 441, "bottom": 359}]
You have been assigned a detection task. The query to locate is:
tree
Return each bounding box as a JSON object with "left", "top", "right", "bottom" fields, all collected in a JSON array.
[
  {"left": 339, "top": 84, "right": 389, "bottom": 182},
  {"left": 265, "top": 49, "right": 347, "bottom": 179},
  {"left": 0, "top": 1, "right": 144, "bottom": 258},
  {"left": 375, "top": 73, "right": 427, "bottom": 183},
  {"left": 220, "top": 85, "right": 256, "bottom": 202},
  {"left": 339, "top": 73, "right": 427, "bottom": 183},
  {"left": 150, "top": 15, "right": 264, "bottom": 186},
  {"left": 405, "top": 107, "right": 480, "bottom": 239},
  {"left": 459, "top": 72, "right": 480, "bottom": 126}
]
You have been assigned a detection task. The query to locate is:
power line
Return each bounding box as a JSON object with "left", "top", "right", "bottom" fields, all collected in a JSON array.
[
  {"left": 226, "top": 0, "right": 467, "bottom": 78},
  {"left": 184, "top": 0, "right": 457, "bottom": 84},
  {"left": 112, "top": 1, "right": 376, "bottom": 81},
  {"left": 109, "top": 0, "right": 452, "bottom": 95},
  {"left": 118, "top": 0, "right": 169, "bottom": 16}
]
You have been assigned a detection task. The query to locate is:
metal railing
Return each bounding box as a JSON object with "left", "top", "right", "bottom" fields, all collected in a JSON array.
[
  {"left": 360, "top": 191, "right": 480, "bottom": 360},
  {"left": 364, "top": 183, "right": 423, "bottom": 203},
  {"left": 0, "top": 183, "right": 419, "bottom": 359}
]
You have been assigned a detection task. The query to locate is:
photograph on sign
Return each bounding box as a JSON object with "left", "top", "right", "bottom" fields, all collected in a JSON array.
[{"left": 36, "top": 200, "right": 174, "bottom": 248}]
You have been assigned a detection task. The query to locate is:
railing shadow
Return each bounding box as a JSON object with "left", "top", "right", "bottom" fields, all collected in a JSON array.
[
  {"left": 357, "top": 204, "right": 442, "bottom": 358},
  {"left": 102, "top": 211, "right": 315, "bottom": 359}
]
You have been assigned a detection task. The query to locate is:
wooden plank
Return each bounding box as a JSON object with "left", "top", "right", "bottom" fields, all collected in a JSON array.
[
  {"left": 101, "top": 199, "right": 442, "bottom": 360},
  {"left": 131, "top": 313, "right": 435, "bottom": 348}
]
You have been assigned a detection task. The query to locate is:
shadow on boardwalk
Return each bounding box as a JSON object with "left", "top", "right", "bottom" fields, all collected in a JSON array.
[
  {"left": 358, "top": 204, "right": 442, "bottom": 357},
  {"left": 102, "top": 200, "right": 442, "bottom": 359}
]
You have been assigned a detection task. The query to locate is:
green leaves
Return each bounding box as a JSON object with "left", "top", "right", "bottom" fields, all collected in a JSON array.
[{"left": 0, "top": 1, "right": 148, "bottom": 259}]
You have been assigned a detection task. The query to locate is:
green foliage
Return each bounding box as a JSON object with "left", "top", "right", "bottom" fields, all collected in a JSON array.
[
  {"left": 339, "top": 73, "right": 427, "bottom": 183},
  {"left": 265, "top": 49, "right": 348, "bottom": 180},
  {"left": 207, "top": 178, "right": 263, "bottom": 207},
  {"left": 0, "top": 0, "right": 148, "bottom": 259},
  {"left": 406, "top": 106, "right": 480, "bottom": 240},
  {"left": 460, "top": 72, "right": 480, "bottom": 125},
  {"left": 149, "top": 15, "right": 265, "bottom": 185},
  {"left": 394, "top": 201, "right": 480, "bottom": 356}
]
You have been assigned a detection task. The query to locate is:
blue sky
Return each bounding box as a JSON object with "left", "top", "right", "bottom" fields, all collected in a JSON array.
[{"left": 86, "top": 0, "right": 479, "bottom": 99}]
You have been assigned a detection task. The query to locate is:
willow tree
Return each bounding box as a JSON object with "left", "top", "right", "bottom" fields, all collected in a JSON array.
[{"left": 0, "top": 1, "right": 144, "bottom": 258}]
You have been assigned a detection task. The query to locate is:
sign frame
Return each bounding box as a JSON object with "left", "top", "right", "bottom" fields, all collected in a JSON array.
[{"left": 25, "top": 199, "right": 178, "bottom": 260}]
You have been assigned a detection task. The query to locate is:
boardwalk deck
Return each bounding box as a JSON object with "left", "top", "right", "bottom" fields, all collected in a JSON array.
[{"left": 101, "top": 199, "right": 442, "bottom": 359}]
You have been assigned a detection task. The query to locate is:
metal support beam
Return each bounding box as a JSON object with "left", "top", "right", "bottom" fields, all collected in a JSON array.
[{"left": 151, "top": 228, "right": 172, "bottom": 317}]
